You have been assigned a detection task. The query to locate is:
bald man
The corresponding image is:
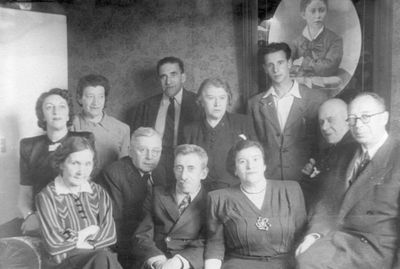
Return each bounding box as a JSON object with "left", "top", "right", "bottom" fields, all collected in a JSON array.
[{"left": 300, "top": 98, "right": 357, "bottom": 209}]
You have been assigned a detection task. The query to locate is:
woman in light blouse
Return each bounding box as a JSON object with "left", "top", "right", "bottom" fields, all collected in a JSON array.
[
  {"left": 36, "top": 136, "right": 121, "bottom": 269},
  {"left": 205, "top": 140, "right": 306, "bottom": 269}
]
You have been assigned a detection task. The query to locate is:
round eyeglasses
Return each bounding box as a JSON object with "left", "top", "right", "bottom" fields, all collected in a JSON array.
[{"left": 346, "top": 111, "right": 385, "bottom": 127}]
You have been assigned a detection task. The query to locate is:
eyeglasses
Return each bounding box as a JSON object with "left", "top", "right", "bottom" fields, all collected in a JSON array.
[
  {"left": 134, "top": 147, "right": 162, "bottom": 157},
  {"left": 346, "top": 111, "right": 385, "bottom": 126}
]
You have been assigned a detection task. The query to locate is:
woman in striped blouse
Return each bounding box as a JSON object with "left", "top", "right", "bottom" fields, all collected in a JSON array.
[{"left": 35, "top": 136, "right": 122, "bottom": 269}]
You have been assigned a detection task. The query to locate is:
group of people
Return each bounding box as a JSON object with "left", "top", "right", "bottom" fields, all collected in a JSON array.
[{"left": 0, "top": 27, "right": 399, "bottom": 269}]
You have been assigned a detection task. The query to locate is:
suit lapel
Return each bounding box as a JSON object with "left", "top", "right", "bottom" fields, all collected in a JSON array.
[
  {"left": 339, "top": 138, "right": 394, "bottom": 217},
  {"left": 159, "top": 187, "right": 180, "bottom": 222},
  {"left": 149, "top": 94, "right": 163, "bottom": 127},
  {"left": 259, "top": 95, "right": 281, "bottom": 134}
]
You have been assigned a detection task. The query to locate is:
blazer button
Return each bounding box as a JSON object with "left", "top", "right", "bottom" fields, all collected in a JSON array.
[
  {"left": 165, "top": 237, "right": 171, "bottom": 242},
  {"left": 360, "top": 237, "right": 368, "bottom": 244}
]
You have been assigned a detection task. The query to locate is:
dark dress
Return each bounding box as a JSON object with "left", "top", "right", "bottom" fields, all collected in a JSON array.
[
  {"left": 205, "top": 181, "right": 306, "bottom": 269},
  {"left": 183, "top": 113, "right": 256, "bottom": 190},
  {"left": 20, "top": 131, "right": 94, "bottom": 201}
]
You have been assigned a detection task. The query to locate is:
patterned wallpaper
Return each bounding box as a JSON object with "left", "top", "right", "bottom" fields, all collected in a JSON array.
[{"left": 66, "top": 0, "right": 244, "bottom": 123}]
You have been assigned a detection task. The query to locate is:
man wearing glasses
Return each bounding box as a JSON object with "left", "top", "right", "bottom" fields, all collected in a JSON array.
[
  {"left": 295, "top": 92, "right": 400, "bottom": 269},
  {"left": 98, "top": 127, "right": 169, "bottom": 269}
]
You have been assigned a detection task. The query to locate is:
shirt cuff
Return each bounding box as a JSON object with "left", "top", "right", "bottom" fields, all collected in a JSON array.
[{"left": 175, "top": 254, "right": 190, "bottom": 269}]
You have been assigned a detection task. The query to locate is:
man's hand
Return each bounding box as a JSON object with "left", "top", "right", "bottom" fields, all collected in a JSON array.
[
  {"left": 295, "top": 234, "right": 320, "bottom": 256},
  {"left": 302, "top": 158, "right": 317, "bottom": 177},
  {"left": 21, "top": 213, "right": 40, "bottom": 235}
]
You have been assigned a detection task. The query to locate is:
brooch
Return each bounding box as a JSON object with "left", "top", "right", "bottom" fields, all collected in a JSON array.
[{"left": 255, "top": 217, "right": 272, "bottom": 231}]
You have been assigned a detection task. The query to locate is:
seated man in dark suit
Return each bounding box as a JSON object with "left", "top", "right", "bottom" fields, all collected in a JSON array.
[
  {"left": 133, "top": 144, "right": 209, "bottom": 269},
  {"left": 130, "top": 56, "right": 201, "bottom": 179},
  {"left": 296, "top": 92, "right": 400, "bottom": 269},
  {"left": 98, "top": 127, "right": 167, "bottom": 269},
  {"left": 300, "top": 98, "right": 357, "bottom": 209}
]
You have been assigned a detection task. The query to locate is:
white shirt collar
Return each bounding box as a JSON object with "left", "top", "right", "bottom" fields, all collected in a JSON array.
[
  {"left": 361, "top": 131, "right": 389, "bottom": 159},
  {"left": 302, "top": 26, "right": 324, "bottom": 41},
  {"left": 54, "top": 175, "right": 93, "bottom": 195},
  {"left": 263, "top": 80, "right": 301, "bottom": 99},
  {"left": 162, "top": 88, "right": 183, "bottom": 105}
]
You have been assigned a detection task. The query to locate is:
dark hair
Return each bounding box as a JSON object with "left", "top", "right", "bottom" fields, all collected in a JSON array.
[
  {"left": 35, "top": 88, "right": 74, "bottom": 131},
  {"left": 260, "top": 42, "right": 292, "bottom": 61},
  {"left": 300, "top": 0, "right": 328, "bottom": 12},
  {"left": 197, "top": 77, "right": 232, "bottom": 105},
  {"left": 351, "top": 92, "right": 387, "bottom": 111},
  {"left": 157, "top": 56, "right": 184, "bottom": 75},
  {"left": 76, "top": 74, "right": 110, "bottom": 106},
  {"left": 226, "top": 139, "right": 265, "bottom": 177},
  {"left": 52, "top": 136, "right": 97, "bottom": 177}
]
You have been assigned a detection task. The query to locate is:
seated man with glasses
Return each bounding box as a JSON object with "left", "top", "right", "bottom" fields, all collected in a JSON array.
[
  {"left": 295, "top": 92, "right": 400, "bottom": 269},
  {"left": 97, "top": 127, "right": 169, "bottom": 269}
]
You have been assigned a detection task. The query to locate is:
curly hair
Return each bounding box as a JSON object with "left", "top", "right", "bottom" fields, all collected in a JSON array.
[
  {"left": 52, "top": 136, "right": 97, "bottom": 178},
  {"left": 76, "top": 74, "right": 110, "bottom": 106},
  {"left": 226, "top": 139, "right": 265, "bottom": 177},
  {"left": 35, "top": 88, "right": 74, "bottom": 131}
]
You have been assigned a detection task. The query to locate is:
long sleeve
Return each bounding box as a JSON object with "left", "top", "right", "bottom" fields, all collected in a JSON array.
[
  {"left": 36, "top": 189, "right": 77, "bottom": 257},
  {"left": 119, "top": 124, "right": 131, "bottom": 158},
  {"left": 204, "top": 193, "right": 225, "bottom": 260},
  {"left": 132, "top": 212, "right": 164, "bottom": 262},
  {"left": 90, "top": 185, "right": 117, "bottom": 248}
]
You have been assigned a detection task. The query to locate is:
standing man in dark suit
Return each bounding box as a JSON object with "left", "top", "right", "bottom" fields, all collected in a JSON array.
[
  {"left": 97, "top": 127, "right": 167, "bottom": 269},
  {"left": 248, "top": 42, "right": 326, "bottom": 182},
  {"left": 296, "top": 92, "right": 400, "bottom": 269},
  {"left": 133, "top": 144, "right": 209, "bottom": 269},
  {"left": 130, "top": 57, "right": 201, "bottom": 178}
]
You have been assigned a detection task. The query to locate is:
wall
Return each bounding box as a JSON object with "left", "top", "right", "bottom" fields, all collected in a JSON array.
[{"left": 66, "top": 0, "right": 245, "bottom": 122}]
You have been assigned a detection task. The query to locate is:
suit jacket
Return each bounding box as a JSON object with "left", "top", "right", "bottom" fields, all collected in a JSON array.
[
  {"left": 300, "top": 131, "right": 358, "bottom": 210},
  {"left": 248, "top": 84, "right": 327, "bottom": 181},
  {"left": 307, "top": 137, "right": 400, "bottom": 268},
  {"left": 129, "top": 89, "right": 201, "bottom": 144},
  {"left": 97, "top": 156, "right": 168, "bottom": 256},
  {"left": 133, "top": 186, "right": 207, "bottom": 269}
]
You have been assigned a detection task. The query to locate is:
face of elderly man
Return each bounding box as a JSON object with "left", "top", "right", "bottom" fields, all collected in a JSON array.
[
  {"left": 130, "top": 134, "right": 162, "bottom": 172},
  {"left": 318, "top": 99, "right": 349, "bottom": 144},
  {"left": 348, "top": 95, "right": 388, "bottom": 148}
]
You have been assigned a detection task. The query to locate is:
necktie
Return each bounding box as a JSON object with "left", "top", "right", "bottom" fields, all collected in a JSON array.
[
  {"left": 348, "top": 150, "right": 370, "bottom": 187},
  {"left": 142, "top": 172, "right": 153, "bottom": 196},
  {"left": 163, "top": 97, "right": 175, "bottom": 148},
  {"left": 178, "top": 194, "right": 191, "bottom": 215}
]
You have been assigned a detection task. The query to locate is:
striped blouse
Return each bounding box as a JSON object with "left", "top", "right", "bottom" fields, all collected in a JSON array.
[{"left": 36, "top": 178, "right": 117, "bottom": 263}]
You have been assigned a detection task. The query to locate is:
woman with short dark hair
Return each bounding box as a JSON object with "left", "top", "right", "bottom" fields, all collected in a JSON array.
[{"left": 205, "top": 139, "right": 306, "bottom": 269}]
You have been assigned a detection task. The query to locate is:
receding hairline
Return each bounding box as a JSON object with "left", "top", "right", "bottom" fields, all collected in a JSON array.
[
  {"left": 319, "top": 98, "right": 348, "bottom": 115},
  {"left": 349, "top": 93, "right": 386, "bottom": 112},
  {"left": 130, "top": 127, "right": 161, "bottom": 145}
]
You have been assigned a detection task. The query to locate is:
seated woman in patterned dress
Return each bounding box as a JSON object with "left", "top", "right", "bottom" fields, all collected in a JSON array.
[
  {"left": 183, "top": 78, "right": 256, "bottom": 191},
  {"left": 35, "top": 136, "right": 122, "bottom": 269},
  {"left": 204, "top": 140, "right": 307, "bottom": 269}
]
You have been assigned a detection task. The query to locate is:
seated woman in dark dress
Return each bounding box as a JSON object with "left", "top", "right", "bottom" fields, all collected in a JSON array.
[
  {"left": 205, "top": 140, "right": 307, "bottom": 269},
  {"left": 183, "top": 78, "right": 256, "bottom": 191},
  {"left": 36, "top": 136, "right": 121, "bottom": 269},
  {"left": 2, "top": 88, "right": 93, "bottom": 237}
]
